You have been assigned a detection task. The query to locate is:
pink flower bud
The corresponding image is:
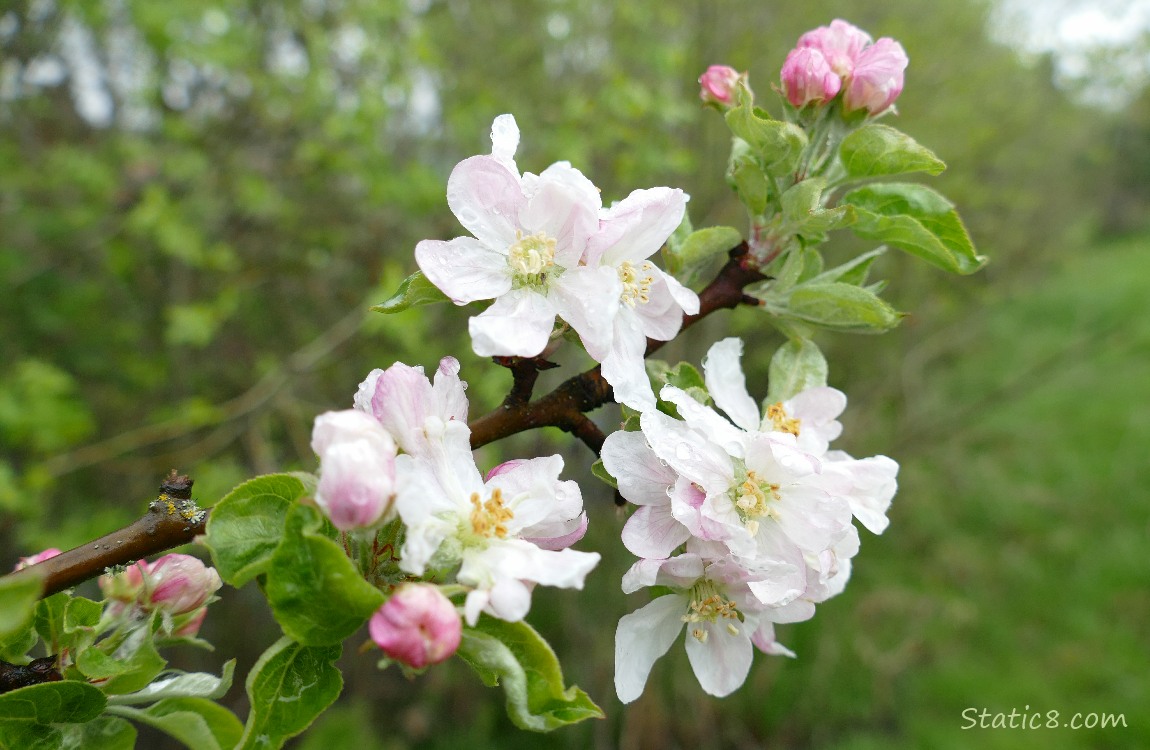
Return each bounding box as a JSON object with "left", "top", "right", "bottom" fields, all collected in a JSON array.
[
  {"left": 798, "top": 19, "right": 872, "bottom": 77},
  {"left": 146, "top": 554, "right": 222, "bottom": 615},
  {"left": 842, "top": 38, "right": 908, "bottom": 115},
  {"left": 370, "top": 584, "right": 461, "bottom": 669},
  {"left": 13, "top": 548, "right": 62, "bottom": 571},
  {"left": 173, "top": 606, "right": 208, "bottom": 638},
  {"left": 780, "top": 47, "right": 842, "bottom": 108},
  {"left": 698, "top": 65, "right": 741, "bottom": 107},
  {"left": 98, "top": 560, "right": 148, "bottom": 602},
  {"left": 312, "top": 409, "right": 398, "bottom": 531}
]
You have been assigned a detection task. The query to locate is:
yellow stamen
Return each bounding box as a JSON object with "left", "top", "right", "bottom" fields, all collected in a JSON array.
[
  {"left": 469, "top": 488, "right": 514, "bottom": 539},
  {"left": 618, "top": 261, "right": 655, "bottom": 307},
  {"left": 765, "top": 402, "right": 801, "bottom": 436}
]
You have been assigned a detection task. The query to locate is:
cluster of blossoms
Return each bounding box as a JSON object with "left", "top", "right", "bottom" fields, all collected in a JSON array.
[
  {"left": 602, "top": 338, "right": 897, "bottom": 701},
  {"left": 781, "top": 19, "right": 908, "bottom": 114},
  {"left": 98, "top": 553, "right": 222, "bottom": 638},
  {"left": 311, "top": 357, "right": 599, "bottom": 668},
  {"left": 415, "top": 114, "right": 699, "bottom": 411}
]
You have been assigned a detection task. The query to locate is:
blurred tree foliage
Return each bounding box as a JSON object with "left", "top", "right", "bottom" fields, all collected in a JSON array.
[{"left": 0, "top": 0, "right": 1138, "bottom": 746}]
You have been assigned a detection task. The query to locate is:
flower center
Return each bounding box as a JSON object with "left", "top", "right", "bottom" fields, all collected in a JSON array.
[
  {"left": 733, "top": 468, "right": 780, "bottom": 537},
  {"left": 682, "top": 581, "right": 742, "bottom": 642},
  {"left": 469, "top": 488, "right": 514, "bottom": 539},
  {"left": 765, "top": 402, "right": 801, "bottom": 436},
  {"left": 508, "top": 231, "right": 557, "bottom": 288},
  {"left": 618, "top": 261, "right": 655, "bottom": 307}
]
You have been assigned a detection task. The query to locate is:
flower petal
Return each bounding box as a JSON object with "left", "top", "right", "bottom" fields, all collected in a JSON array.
[
  {"left": 621, "top": 504, "right": 692, "bottom": 559},
  {"left": 446, "top": 155, "right": 525, "bottom": 249},
  {"left": 415, "top": 236, "right": 511, "bottom": 304},
  {"left": 601, "top": 430, "right": 677, "bottom": 507},
  {"left": 601, "top": 314, "right": 657, "bottom": 411},
  {"left": 684, "top": 620, "right": 753, "bottom": 698},
  {"left": 469, "top": 289, "right": 556, "bottom": 357},
  {"left": 615, "top": 595, "right": 687, "bottom": 704},
  {"left": 589, "top": 187, "right": 687, "bottom": 267},
  {"left": 703, "top": 338, "right": 761, "bottom": 432}
]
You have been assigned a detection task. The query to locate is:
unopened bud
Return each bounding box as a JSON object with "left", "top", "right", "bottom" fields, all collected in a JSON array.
[
  {"left": 13, "top": 548, "right": 62, "bottom": 571},
  {"left": 780, "top": 47, "right": 842, "bottom": 108},
  {"left": 842, "top": 38, "right": 908, "bottom": 115},
  {"left": 370, "top": 584, "right": 462, "bottom": 669},
  {"left": 146, "top": 554, "right": 222, "bottom": 615},
  {"left": 698, "top": 65, "right": 742, "bottom": 107},
  {"left": 312, "top": 409, "right": 398, "bottom": 531}
]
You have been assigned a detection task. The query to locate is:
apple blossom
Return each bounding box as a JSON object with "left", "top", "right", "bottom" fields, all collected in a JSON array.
[
  {"left": 370, "top": 583, "right": 462, "bottom": 669},
  {"left": 780, "top": 47, "right": 841, "bottom": 108},
  {"left": 698, "top": 65, "right": 741, "bottom": 107},
  {"left": 13, "top": 548, "right": 62, "bottom": 571},
  {"left": 354, "top": 357, "right": 468, "bottom": 459},
  {"left": 842, "top": 37, "right": 908, "bottom": 115},
  {"left": 797, "top": 18, "right": 872, "bottom": 77},
  {"left": 311, "top": 409, "right": 399, "bottom": 531}
]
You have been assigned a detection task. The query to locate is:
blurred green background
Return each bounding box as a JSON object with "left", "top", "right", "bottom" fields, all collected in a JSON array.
[{"left": 2, "top": 0, "right": 1147, "bottom": 747}]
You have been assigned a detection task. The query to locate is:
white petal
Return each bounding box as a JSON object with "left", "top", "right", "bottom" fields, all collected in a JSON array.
[
  {"left": 659, "top": 269, "right": 700, "bottom": 315},
  {"left": 432, "top": 356, "right": 470, "bottom": 424},
  {"left": 550, "top": 266, "right": 621, "bottom": 360},
  {"left": 485, "top": 577, "right": 532, "bottom": 622},
  {"left": 368, "top": 362, "right": 433, "bottom": 455},
  {"left": 520, "top": 163, "right": 601, "bottom": 266},
  {"left": 659, "top": 385, "right": 747, "bottom": 459},
  {"left": 415, "top": 237, "right": 511, "bottom": 304},
  {"left": 469, "top": 290, "right": 557, "bottom": 357},
  {"left": 684, "top": 621, "right": 753, "bottom": 698},
  {"left": 446, "top": 155, "right": 524, "bottom": 249},
  {"left": 614, "top": 595, "right": 687, "bottom": 704},
  {"left": 621, "top": 505, "right": 692, "bottom": 559},
  {"left": 590, "top": 187, "right": 687, "bottom": 267},
  {"left": 600, "top": 431, "right": 677, "bottom": 507},
  {"left": 601, "top": 314, "right": 657, "bottom": 411},
  {"left": 640, "top": 409, "right": 734, "bottom": 494},
  {"left": 621, "top": 553, "right": 704, "bottom": 593},
  {"left": 703, "top": 338, "right": 761, "bottom": 432},
  {"left": 633, "top": 271, "right": 689, "bottom": 342},
  {"left": 489, "top": 114, "right": 520, "bottom": 171}
]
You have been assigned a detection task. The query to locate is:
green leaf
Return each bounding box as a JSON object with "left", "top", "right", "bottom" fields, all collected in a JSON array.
[
  {"left": 0, "top": 681, "right": 106, "bottom": 723},
  {"left": 370, "top": 270, "right": 450, "bottom": 314},
  {"left": 772, "top": 283, "right": 903, "bottom": 333},
  {"left": 842, "top": 183, "right": 986, "bottom": 274},
  {"left": 839, "top": 124, "right": 946, "bottom": 179},
  {"left": 810, "top": 247, "right": 888, "bottom": 286},
  {"left": 265, "top": 504, "right": 384, "bottom": 646},
  {"left": 76, "top": 625, "right": 167, "bottom": 695},
  {"left": 237, "top": 637, "right": 343, "bottom": 750},
  {"left": 590, "top": 459, "right": 617, "bottom": 490},
  {"left": 779, "top": 179, "right": 854, "bottom": 239},
  {"left": 725, "top": 98, "right": 806, "bottom": 174},
  {"left": 0, "top": 571, "right": 43, "bottom": 643},
  {"left": 32, "top": 594, "right": 69, "bottom": 656},
  {"left": 767, "top": 338, "right": 828, "bottom": 403},
  {"left": 456, "top": 616, "right": 603, "bottom": 732},
  {"left": 108, "top": 697, "right": 243, "bottom": 750},
  {"left": 666, "top": 226, "right": 742, "bottom": 280},
  {"left": 0, "top": 716, "right": 136, "bottom": 750},
  {"left": 206, "top": 473, "right": 311, "bottom": 587},
  {"left": 726, "top": 141, "right": 769, "bottom": 216},
  {"left": 107, "top": 659, "right": 235, "bottom": 705}
]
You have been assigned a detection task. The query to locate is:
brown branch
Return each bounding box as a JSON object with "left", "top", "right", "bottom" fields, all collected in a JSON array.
[
  {"left": 469, "top": 243, "right": 764, "bottom": 450},
  {"left": 11, "top": 471, "right": 210, "bottom": 599}
]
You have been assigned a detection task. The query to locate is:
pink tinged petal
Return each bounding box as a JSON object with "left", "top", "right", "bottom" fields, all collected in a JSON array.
[
  {"left": 485, "top": 454, "right": 575, "bottom": 532},
  {"left": 621, "top": 553, "right": 704, "bottom": 593},
  {"left": 469, "top": 289, "right": 557, "bottom": 357},
  {"left": 433, "top": 357, "right": 469, "bottom": 423},
  {"left": 843, "top": 38, "right": 908, "bottom": 115},
  {"left": 798, "top": 19, "right": 873, "bottom": 77},
  {"left": 446, "top": 155, "right": 525, "bottom": 248},
  {"left": 774, "top": 485, "right": 852, "bottom": 555},
  {"left": 684, "top": 620, "right": 753, "bottom": 698},
  {"left": 659, "top": 385, "right": 747, "bottom": 459},
  {"left": 641, "top": 409, "right": 734, "bottom": 495},
  {"left": 615, "top": 594, "right": 689, "bottom": 704},
  {"left": 621, "top": 504, "right": 692, "bottom": 559},
  {"left": 703, "top": 338, "right": 762, "bottom": 432},
  {"left": 751, "top": 620, "right": 797, "bottom": 657},
  {"left": 549, "top": 266, "right": 621, "bottom": 360},
  {"left": 670, "top": 476, "right": 741, "bottom": 546},
  {"left": 315, "top": 440, "right": 397, "bottom": 530},
  {"left": 415, "top": 237, "right": 511, "bottom": 304},
  {"left": 524, "top": 512, "right": 588, "bottom": 551},
  {"left": 370, "top": 584, "right": 462, "bottom": 668},
  {"left": 590, "top": 187, "right": 688, "bottom": 268},
  {"left": 353, "top": 369, "right": 382, "bottom": 414},
  {"left": 630, "top": 273, "right": 684, "bottom": 342},
  {"left": 780, "top": 47, "right": 842, "bottom": 107},
  {"left": 489, "top": 114, "right": 520, "bottom": 172},
  {"left": 311, "top": 409, "right": 395, "bottom": 458},
  {"left": 367, "top": 362, "right": 434, "bottom": 454},
  {"left": 821, "top": 453, "right": 898, "bottom": 534},
  {"left": 601, "top": 430, "right": 677, "bottom": 507},
  {"left": 601, "top": 314, "right": 657, "bottom": 411},
  {"left": 520, "top": 163, "right": 601, "bottom": 266},
  {"left": 14, "top": 548, "right": 62, "bottom": 571},
  {"left": 659, "top": 269, "right": 700, "bottom": 315}
]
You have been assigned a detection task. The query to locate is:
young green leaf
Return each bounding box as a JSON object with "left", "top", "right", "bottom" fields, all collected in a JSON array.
[
  {"left": 0, "top": 571, "right": 43, "bottom": 643},
  {"left": 0, "top": 715, "right": 136, "bottom": 750},
  {"left": 107, "top": 659, "right": 236, "bottom": 706},
  {"left": 777, "top": 283, "right": 904, "bottom": 333},
  {"left": 0, "top": 681, "right": 106, "bottom": 723},
  {"left": 264, "top": 504, "right": 385, "bottom": 646},
  {"left": 237, "top": 637, "right": 343, "bottom": 750},
  {"left": 590, "top": 459, "right": 617, "bottom": 490},
  {"left": 371, "top": 270, "right": 450, "bottom": 314},
  {"left": 725, "top": 102, "right": 806, "bottom": 174},
  {"left": 77, "top": 624, "right": 167, "bottom": 695},
  {"left": 766, "top": 338, "right": 828, "bottom": 403},
  {"left": 843, "top": 183, "right": 986, "bottom": 274},
  {"left": 205, "top": 473, "right": 312, "bottom": 587},
  {"left": 108, "top": 697, "right": 243, "bottom": 750},
  {"left": 839, "top": 124, "right": 946, "bottom": 179},
  {"left": 667, "top": 226, "right": 742, "bottom": 280},
  {"left": 456, "top": 616, "right": 603, "bottom": 732}
]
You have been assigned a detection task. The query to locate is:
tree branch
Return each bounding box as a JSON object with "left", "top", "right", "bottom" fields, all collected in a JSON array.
[{"left": 11, "top": 471, "right": 209, "bottom": 599}]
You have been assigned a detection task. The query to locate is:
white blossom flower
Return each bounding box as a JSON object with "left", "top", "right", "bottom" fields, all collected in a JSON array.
[
  {"left": 614, "top": 551, "right": 804, "bottom": 703},
  {"left": 355, "top": 356, "right": 468, "bottom": 459}
]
